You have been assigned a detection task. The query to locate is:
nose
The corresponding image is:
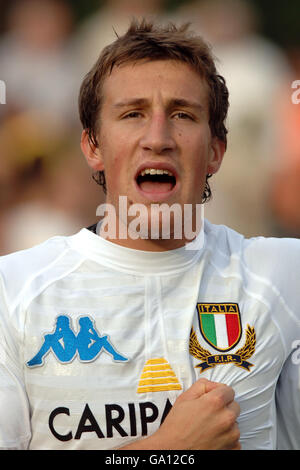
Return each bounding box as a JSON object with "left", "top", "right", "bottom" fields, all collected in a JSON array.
[{"left": 139, "top": 113, "right": 176, "bottom": 155}]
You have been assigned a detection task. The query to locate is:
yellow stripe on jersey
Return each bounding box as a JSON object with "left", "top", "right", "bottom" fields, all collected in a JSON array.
[{"left": 137, "top": 358, "right": 182, "bottom": 393}]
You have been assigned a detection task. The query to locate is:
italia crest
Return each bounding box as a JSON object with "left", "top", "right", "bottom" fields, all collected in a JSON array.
[{"left": 189, "top": 303, "right": 256, "bottom": 372}]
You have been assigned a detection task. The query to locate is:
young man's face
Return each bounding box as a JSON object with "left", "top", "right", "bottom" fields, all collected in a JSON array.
[{"left": 81, "top": 59, "right": 225, "bottom": 250}]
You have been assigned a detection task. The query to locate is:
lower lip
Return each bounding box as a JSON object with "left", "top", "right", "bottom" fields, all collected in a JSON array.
[{"left": 134, "top": 180, "right": 179, "bottom": 202}]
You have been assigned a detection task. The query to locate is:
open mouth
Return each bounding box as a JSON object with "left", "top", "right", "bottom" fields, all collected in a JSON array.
[{"left": 136, "top": 168, "right": 177, "bottom": 194}]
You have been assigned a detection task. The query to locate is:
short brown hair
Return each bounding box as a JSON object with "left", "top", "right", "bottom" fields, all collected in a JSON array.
[{"left": 79, "top": 18, "right": 229, "bottom": 199}]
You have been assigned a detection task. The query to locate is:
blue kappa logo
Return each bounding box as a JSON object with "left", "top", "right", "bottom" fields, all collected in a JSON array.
[{"left": 27, "top": 315, "right": 129, "bottom": 367}]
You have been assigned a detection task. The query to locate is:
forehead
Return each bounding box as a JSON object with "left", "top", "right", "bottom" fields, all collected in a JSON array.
[{"left": 101, "top": 59, "right": 210, "bottom": 108}]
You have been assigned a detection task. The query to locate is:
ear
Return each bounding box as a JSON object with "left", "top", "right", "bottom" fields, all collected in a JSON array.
[
  {"left": 80, "top": 130, "right": 104, "bottom": 171},
  {"left": 207, "top": 137, "right": 226, "bottom": 175}
]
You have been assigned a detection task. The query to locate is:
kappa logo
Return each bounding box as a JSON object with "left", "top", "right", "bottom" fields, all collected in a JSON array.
[
  {"left": 189, "top": 303, "right": 256, "bottom": 372},
  {"left": 27, "top": 315, "right": 129, "bottom": 367}
]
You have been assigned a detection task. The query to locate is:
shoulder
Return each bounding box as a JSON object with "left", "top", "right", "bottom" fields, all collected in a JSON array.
[
  {"left": 204, "top": 220, "right": 300, "bottom": 313},
  {"left": 205, "top": 219, "right": 300, "bottom": 274},
  {"left": 0, "top": 234, "right": 83, "bottom": 309},
  {"left": 204, "top": 219, "right": 245, "bottom": 255},
  {"left": 243, "top": 234, "right": 300, "bottom": 273},
  {"left": 0, "top": 235, "right": 68, "bottom": 278}
]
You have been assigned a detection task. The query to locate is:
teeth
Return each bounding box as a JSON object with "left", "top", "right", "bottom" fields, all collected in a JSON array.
[{"left": 140, "top": 168, "right": 174, "bottom": 177}]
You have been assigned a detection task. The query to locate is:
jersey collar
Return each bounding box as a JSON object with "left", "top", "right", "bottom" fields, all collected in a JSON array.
[{"left": 68, "top": 220, "right": 205, "bottom": 276}]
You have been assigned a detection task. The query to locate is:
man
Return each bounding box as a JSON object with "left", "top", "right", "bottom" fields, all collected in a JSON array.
[{"left": 0, "top": 19, "right": 299, "bottom": 450}]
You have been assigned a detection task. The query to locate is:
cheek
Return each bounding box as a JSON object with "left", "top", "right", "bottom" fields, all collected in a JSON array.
[
  {"left": 182, "top": 145, "right": 209, "bottom": 200},
  {"left": 187, "top": 142, "right": 209, "bottom": 180},
  {"left": 190, "top": 165, "right": 207, "bottom": 196},
  {"left": 105, "top": 154, "right": 122, "bottom": 189},
  {"left": 99, "top": 134, "right": 123, "bottom": 179},
  {"left": 100, "top": 143, "right": 131, "bottom": 201}
]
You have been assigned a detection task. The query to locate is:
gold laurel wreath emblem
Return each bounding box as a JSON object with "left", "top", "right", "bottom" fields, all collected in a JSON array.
[{"left": 189, "top": 324, "right": 256, "bottom": 373}]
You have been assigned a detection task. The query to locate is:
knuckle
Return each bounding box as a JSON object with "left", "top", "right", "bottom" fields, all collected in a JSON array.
[
  {"left": 232, "top": 430, "right": 241, "bottom": 448},
  {"left": 222, "top": 409, "right": 237, "bottom": 430},
  {"left": 229, "top": 440, "right": 241, "bottom": 451},
  {"left": 210, "top": 393, "right": 224, "bottom": 410},
  {"left": 226, "top": 426, "right": 241, "bottom": 450},
  {"left": 231, "top": 423, "right": 241, "bottom": 442},
  {"left": 231, "top": 438, "right": 241, "bottom": 450},
  {"left": 211, "top": 387, "right": 228, "bottom": 409}
]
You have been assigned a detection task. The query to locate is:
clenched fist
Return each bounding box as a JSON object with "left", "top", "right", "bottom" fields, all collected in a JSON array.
[{"left": 122, "top": 378, "right": 241, "bottom": 450}]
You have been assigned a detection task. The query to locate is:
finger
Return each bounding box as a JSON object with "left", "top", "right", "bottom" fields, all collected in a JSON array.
[
  {"left": 208, "top": 383, "right": 235, "bottom": 407},
  {"left": 224, "top": 423, "right": 241, "bottom": 450},
  {"left": 234, "top": 439, "right": 242, "bottom": 450},
  {"left": 178, "top": 378, "right": 217, "bottom": 401},
  {"left": 227, "top": 400, "right": 241, "bottom": 419},
  {"left": 228, "top": 441, "right": 242, "bottom": 450}
]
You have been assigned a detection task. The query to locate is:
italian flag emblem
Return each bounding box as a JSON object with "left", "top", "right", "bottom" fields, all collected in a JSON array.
[{"left": 197, "top": 303, "right": 242, "bottom": 352}]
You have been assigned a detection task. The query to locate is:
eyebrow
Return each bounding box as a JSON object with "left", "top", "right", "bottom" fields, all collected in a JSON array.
[
  {"left": 113, "top": 98, "right": 148, "bottom": 108},
  {"left": 170, "top": 98, "right": 204, "bottom": 112},
  {"left": 113, "top": 97, "right": 204, "bottom": 112}
]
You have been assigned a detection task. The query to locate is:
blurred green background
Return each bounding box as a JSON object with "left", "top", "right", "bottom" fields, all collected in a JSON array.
[{"left": 0, "top": 0, "right": 299, "bottom": 47}]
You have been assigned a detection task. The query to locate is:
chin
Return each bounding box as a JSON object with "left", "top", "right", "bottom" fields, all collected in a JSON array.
[{"left": 128, "top": 207, "right": 184, "bottom": 242}]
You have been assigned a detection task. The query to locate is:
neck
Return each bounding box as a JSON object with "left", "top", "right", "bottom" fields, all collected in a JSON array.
[
  {"left": 100, "top": 230, "right": 191, "bottom": 251},
  {"left": 98, "top": 214, "right": 202, "bottom": 252},
  {"left": 96, "top": 197, "right": 204, "bottom": 252}
]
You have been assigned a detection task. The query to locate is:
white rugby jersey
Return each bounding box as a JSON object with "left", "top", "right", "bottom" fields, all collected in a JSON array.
[{"left": 0, "top": 219, "right": 300, "bottom": 450}]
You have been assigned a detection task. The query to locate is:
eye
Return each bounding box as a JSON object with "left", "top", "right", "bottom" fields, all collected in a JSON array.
[
  {"left": 123, "top": 111, "right": 143, "bottom": 119},
  {"left": 173, "top": 111, "right": 194, "bottom": 120}
]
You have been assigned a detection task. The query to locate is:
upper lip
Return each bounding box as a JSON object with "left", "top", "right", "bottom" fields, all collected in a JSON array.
[{"left": 135, "top": 161, "right": 178, "bottom": 181}]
